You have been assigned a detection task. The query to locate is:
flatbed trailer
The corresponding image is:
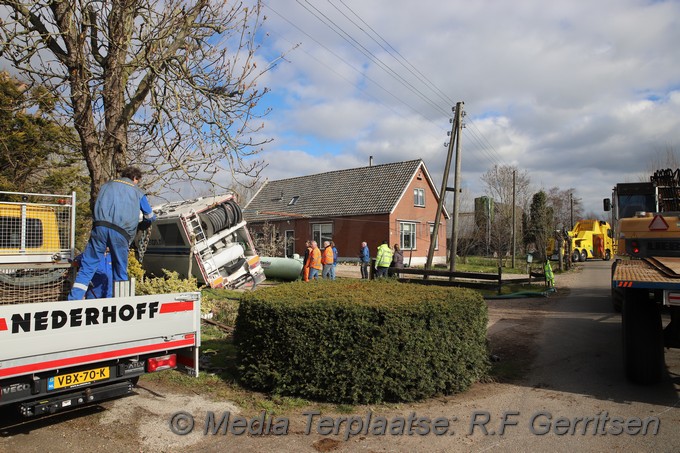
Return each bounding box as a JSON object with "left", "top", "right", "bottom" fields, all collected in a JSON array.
[
  {"left": 613, "top": 258, "right": 680, "bottom": 290},
  {"left": 0, "top": 291, "right": 201, "bottom": 417},
  {"left": 0, "top": 191, "right": 201, "bottom": 417}
]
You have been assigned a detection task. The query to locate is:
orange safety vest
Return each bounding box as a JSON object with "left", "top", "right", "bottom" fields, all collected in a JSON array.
[
  {"left": 321, "top": 246, "right": 334, "bottom": 265},
  {"left": 309, "top": 247, "right": 322, "bottom": 270}
]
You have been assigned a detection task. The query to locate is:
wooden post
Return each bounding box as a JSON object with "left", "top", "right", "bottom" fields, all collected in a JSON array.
[{"left": 497, "top": 266, "right": 502, "bottom": 295}]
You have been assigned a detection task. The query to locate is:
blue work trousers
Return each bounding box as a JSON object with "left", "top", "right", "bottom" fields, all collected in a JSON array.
[{"left": 68, "top": 226, "right": 129, "bottom": 300}]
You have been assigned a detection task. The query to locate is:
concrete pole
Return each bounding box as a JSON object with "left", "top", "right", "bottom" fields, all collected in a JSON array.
[
  {"left": 449, "top": 101, "right": 464, "bottom": 273},
  {"left": 425, "top": 105, "right": 458, "bottom": 272}
]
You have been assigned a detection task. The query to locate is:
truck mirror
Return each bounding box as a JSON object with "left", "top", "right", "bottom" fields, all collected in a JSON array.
[{"left": 603, "top": 198, "right": 611, "bottom": 212}]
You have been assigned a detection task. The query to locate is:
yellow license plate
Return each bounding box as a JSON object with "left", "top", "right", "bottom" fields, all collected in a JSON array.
[{"left": 48, "top": 367, "right": 110, "bottom": 390}]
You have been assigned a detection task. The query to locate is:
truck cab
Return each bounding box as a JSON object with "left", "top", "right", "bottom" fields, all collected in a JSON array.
[
  {"left": 604, "top": 173, "right": 680, "bottom": 384},
  {"left": 135, "top": 194, "right": 265, "bottom": 290}
]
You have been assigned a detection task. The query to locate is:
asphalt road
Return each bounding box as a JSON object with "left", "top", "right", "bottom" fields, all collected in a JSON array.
[{"left": 466, "top": 259, "right": 680, "bottom": 452}]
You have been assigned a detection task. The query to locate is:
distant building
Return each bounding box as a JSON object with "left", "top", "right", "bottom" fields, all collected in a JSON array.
[{"left": 243, "top": 159, "right": 449, "bottom": 266}]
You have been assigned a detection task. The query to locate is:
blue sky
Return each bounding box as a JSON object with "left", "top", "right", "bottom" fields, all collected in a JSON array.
[{"left": 241, "top": 0, "right": 680, "bottom": 216}]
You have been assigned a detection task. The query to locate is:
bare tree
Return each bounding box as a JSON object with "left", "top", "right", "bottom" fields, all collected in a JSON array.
[
  {"left": 447, "top": 188, "right": 483, "bottom": 262},
  {"left": 481, "top": 165, "right": 532, "bottom": 211},
  {"left": 0, "top": 0, "right": 275, "bottom": 208},
  {"left": 642, "top": 146, "right": 680, "bottom": 180},
  {"left": 251, "top": 221, "right": 292, "bottom": 257},
  {"left": 480, "top": 165, "right": 531, "bottom": 265},
  {"left": 546, "top": 187, "right": 582, "bottom": 230}
]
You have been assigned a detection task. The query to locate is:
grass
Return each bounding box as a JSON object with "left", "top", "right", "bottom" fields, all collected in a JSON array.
[
  {"left": 450, "top": 256, "right": 533, "bottom": 274},
  {"left": 140, "top": 325, "right": 315, "bottom": 415},
  {"left": 476, "top": 282, "right": 550, "bottom": 298}
]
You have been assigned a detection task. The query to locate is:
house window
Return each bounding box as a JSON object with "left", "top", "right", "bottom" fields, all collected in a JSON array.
[
  {"left": 414, "top": 188, "right": 425, "bottom": 207},
  {"left": 285, "top": 230, "right": 295, "bottom": 258},
  {"left": 429, "top": 223, "right": 439, "bottom": 250},
  {"left": 400, "top": 222, "right": 417, "bottom": 250},
  {"left": 312, "top": 223, "right": 333, "bottom": 246},
  {"left": 288, "top": 196, "right": 299, "bottom": 206}
]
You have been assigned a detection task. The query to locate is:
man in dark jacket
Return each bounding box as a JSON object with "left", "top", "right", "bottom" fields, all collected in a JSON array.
[{"left": 359, "top": 241, "right": 370, "bottom": 279}]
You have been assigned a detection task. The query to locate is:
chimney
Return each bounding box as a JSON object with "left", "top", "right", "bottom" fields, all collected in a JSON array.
[{"left": 369, "top": 156, "right": 373, "bottom": 167}]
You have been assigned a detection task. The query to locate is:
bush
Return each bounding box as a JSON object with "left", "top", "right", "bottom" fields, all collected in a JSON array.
[
  {"left": 234, "top": 280, "right": 489, "bottom": 404},
  {"left": 135, "top": 269, "right": 199, "bottom": 296}
]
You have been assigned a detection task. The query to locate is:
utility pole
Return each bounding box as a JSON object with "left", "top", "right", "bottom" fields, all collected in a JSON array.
[
  {"left": 448, "top": 102, "right": 464, "bottom": 273},
  {"left": 570, "top": 193, "right": 574, "bottom": 229},
  {"left": 425, "top": 102, "right": 462, "bottom": 273},
  {"left": 511, "top": 169, "right": 516, "bottom": 269}
]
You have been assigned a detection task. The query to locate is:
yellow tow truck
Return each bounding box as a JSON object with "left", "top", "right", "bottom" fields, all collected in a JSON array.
[{"left": 546, "top": 219, "right": 614, "bottom": 262}]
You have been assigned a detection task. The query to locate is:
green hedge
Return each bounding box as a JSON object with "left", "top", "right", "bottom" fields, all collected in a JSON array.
[{"left": 234, "top": 280, "right": 489, "bottom": 404}]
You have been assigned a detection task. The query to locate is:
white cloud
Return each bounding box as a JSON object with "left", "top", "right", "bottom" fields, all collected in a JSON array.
[{"left": 249, "top": 0, "right": 680, "bottom": 216}]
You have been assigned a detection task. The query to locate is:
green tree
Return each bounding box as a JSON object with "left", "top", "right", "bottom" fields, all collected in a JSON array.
[
  {"left": 526, "top": 191, "right": 553, "bottom": 261},
  {"left": 0, "top": 72, "right": 82, "bottom": 192},
  {"left": 0, "top": 72, "right": 92, "bottom": 247},
  {"left": 0, "top": 0, "right": 274, "bottom": 210}
]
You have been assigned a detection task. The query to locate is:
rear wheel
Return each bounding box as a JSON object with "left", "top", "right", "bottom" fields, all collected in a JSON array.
[
  {"left": 572, "top": 250, "right": 580, "bottom": 262},
  {"left": 604, "top": 250, "right": 611, "bottom": 261},
  {"left": 579, "top": 250, "right": 587, "bottom": 262},
  {"left": 611, "top": 261, "right": 622, "bottom": 312},
  {"left": 622, "top": 288, "right": 664, "bottom": 384},
  {"left": 612, "top": 288, "right": 622, "bottom": 312}
]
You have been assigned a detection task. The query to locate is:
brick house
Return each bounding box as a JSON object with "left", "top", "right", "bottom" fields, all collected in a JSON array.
[{"left": 243, "top": 159, "right": 449, "bottom": 266}]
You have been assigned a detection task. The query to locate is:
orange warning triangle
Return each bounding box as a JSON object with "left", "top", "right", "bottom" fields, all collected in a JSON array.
[{"left": 649, "top": 214, "right": 669, "bottom": 231}]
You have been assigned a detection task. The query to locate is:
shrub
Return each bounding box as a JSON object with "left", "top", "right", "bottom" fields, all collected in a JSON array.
[{"left": 234, "top": 280, "right": 489, "bottom": 404}]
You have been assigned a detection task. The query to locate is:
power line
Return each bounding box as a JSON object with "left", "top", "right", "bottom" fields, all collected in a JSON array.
[
  {"left": 264, "top": 1, "right": 508, "bottom": 169},
  {"left": 295, "top": 0, "right": 449, "bottom": 119},
  {"left": 264, "top": 2, "right": 442, "bottom": 124},
  {"left": 332, "top": 0, "right": 456, "bottom": 108}
]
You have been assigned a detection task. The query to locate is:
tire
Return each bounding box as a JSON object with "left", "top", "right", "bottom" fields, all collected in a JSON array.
[
  {"left": 622, "top": 288, "right": 664, "bottom": 384},
  {"left": 572, "top": 250, "right": 580, "bottom": 263},
  {"left": 604, "top": 250, "right": 611, "bottom": 261},
  {"left": 611, "top": 261, "right": 622, "bottom": 312},
  {"left": 579, "top": 250, "right": 587, "bottom": 262},
  {"left": 612, "top": 288, "right": 622, "bottom": 312}
]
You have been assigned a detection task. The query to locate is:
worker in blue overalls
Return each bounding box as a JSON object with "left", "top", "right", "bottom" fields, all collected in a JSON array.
[
  {"left": 74, "top": 249, "right": 113, "bottom": 299},
  {"left": 68, "top": 166, "right": 156, "bottom": 300}
]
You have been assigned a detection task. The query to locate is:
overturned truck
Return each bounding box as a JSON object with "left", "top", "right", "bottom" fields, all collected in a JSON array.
[{"left": 135, "top": 194, "right": 265, "bottom": 290}]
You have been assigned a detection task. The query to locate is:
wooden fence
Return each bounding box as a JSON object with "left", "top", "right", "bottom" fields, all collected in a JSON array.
[{"left": 373, "top": 265, "right": 546, "bottom": 294}]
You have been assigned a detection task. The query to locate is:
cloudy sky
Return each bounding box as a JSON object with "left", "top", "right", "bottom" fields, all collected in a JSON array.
[{"left": 247, "top": 0, "right": 680, "bottom": 216}]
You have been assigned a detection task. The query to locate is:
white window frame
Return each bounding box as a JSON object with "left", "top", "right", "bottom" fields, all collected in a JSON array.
[
  {"left": 312, "top": 223, "right": 333, "bottom": 246},
  {"left": 414, "top": 188, "right": 425, "bottom": 207},
  {"left": 284, "top": 230, "right": 295, "bottom": 258},
  {"left": 429, "top": 223, "right": 439, "bottom": 250},
  {"left": 400, "top": 221, "right": 417, "bottom": 250}
]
